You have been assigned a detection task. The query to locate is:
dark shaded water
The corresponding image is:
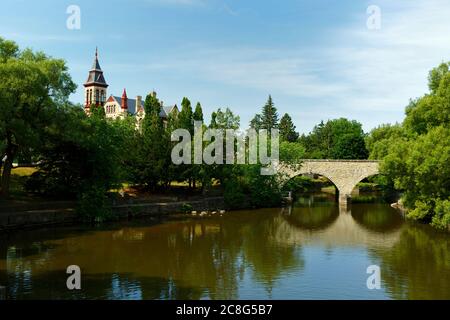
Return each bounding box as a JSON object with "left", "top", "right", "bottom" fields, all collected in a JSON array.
[{"left": 0, "top": 193, "right": 449, "bottom": 300}]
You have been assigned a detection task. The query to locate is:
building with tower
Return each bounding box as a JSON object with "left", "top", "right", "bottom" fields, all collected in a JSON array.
[{"left": 83, "top": 49, "right": 178, "bottom": 125}]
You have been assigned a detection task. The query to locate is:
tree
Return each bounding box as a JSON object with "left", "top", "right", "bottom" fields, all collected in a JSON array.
[
  {"left": 302, "top": 118, "right": 367, "bottom": 159},
  {"left": 249, "top": 114, "right": 263, "bottom": 131},
  {"left": 331, "top": 133, "right": 368, "bottom": 159},
  {"left": 365, "top": 124, "right": 406, "bottom": 159},
  {"left": 25, "top": 103, "right": 132, "bottom": 220},
  {"left": 0, "top": 38, "right": 76, "bottom": 197},
  {"left": 279, "top": 113, "right": 299, "bottom": 142},
  {"left": 380, "top": 61, "right": 450, "bottom": 229},
  {"left": 134, "top": 92, "right": 170, "bottom": 189},
  {"left": 428, "top": 61, "right": 450, "bottom": 94},
  {"left": 192, "top": 102, "right": 204, "bottom": 189},
  {"left": 210, "top": 108, "right": 240, "bottom": 130},
  {"left": 178, "top": 97, "right": 193, "bottom": 133},
  {"left": 383, "top": 126, "right": 450, "bottom": 228},
  {"left": 261, "top": 95, "right": 279, "bottom": 129},
  {"left": 193, "top": 102, "right": 204, "bottom": 122}
]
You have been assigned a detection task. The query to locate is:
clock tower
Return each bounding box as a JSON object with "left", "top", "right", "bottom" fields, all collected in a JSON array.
[{"left": 84, "top": 48, "right": 108, "bottom": 113}]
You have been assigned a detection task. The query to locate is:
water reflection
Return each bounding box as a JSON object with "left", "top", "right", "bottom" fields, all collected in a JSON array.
[
  {"left": 351, "top": 204, "right": 404, "bottom": 233},
  {"left": 0, "top": 194, "right": 449, "bottom": 300},
  {"left": 369, "top": 225, "right": 450, "bottom": 300}
]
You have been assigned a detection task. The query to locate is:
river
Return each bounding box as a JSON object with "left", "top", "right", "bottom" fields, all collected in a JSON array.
[{"left": 0, "top": 193, "right": 449, "bottom": 300}]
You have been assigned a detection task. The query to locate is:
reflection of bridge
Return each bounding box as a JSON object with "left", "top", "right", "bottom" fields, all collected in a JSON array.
[
  {"left": 279, "top": 160, "right": 380, "bottom": 206},
  {"left": 277, "top": 206, "right": 402, "bottom": 248}
]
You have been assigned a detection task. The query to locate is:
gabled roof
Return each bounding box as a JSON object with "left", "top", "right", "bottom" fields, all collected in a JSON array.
[
  {"left": 160, "top": 105, "right": 179, "bottom": 118},
  {"left": 107, "top": 95, "right": 177, "bottom": 117},
  {"left": 112, "top": 96, "right": 143, "bottom": 115}
]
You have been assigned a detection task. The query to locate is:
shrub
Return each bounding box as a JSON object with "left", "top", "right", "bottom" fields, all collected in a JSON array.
[{"left": 77, "top": 185, "right": 112, "bottom": 222}]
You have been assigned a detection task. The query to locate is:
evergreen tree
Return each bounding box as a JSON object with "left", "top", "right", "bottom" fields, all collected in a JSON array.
[
  {"left": 193, "top": 102, "right": 204, "bottom": 122},
  {"left": 250, "top": 114, "right": 262, "bottom": 131},
  {"left": 175, "top": 97, "right": 194, "bottom": 187},
  {"left": 178, "top": 97, "right": 193, "bottom": 133},
  {"left": 261, "top": 95, "right": 279, "bottom": 129},
  {"left": 137, "top": 93, "right": 170, "bottom": 189},
  {"left": 279, "top": 113, "right": 299, "bottom": 142}
]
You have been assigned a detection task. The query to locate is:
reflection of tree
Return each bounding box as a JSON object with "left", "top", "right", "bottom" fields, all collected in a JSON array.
[
  {"left": 351, "top": 204, "right": 404, "bottom": 233},
  {"left": 240, "top": 214, "right": 304, "bottom": 293},
  {"left": 370, "top": 225, "right": 450, "bottom": 299},
  {"left": 0, "top": 211, "right": 305, "bottom": 300}
]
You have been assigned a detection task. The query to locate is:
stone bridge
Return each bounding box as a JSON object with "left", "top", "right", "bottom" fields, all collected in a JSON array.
[{"left": 278, "top": 160, "right": 380, "bottom": 206}]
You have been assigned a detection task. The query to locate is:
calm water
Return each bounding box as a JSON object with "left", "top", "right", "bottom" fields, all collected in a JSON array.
[{"left": 0, "top": 194, "right": 449, "bottom": 300}]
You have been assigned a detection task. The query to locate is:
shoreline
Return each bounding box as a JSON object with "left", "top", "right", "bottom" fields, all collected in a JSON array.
[{"left": 0, "top": 196, "right": 225, "bottom": 232}]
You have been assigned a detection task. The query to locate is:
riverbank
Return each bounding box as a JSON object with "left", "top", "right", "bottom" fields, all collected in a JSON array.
[{"left": 0, "top": 197, "right": 225, "bottom": 231}]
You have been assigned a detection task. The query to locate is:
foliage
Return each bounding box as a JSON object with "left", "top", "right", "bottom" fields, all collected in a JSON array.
[
  {"left": 365, "top": 124, "right": 406, "bottom": 160},
  {"left": 210, "top": 108, "right": 240, "bottom": 130},
  {"left": 331, "top": 133, "right": 368, "bottom": 159},
  {"left": 26, "top": 105, "right": 129, "bottom": 201},
  {"left": 375, "top": 61, "right": 450, "bottom": 228},
  {"left": 0, "top": 37, "right": 76, "bottom": 197},
  {"left": 382, "top": 126, "right": 450, "bottom": 228},
  {"left": 279, "top": 141, "right": 305, "bottom": 163},
  {"left": 250, "top": 95, "right": 278, "bottom": 130},
  {"left": 77, "top": 184, "right": 113, "bottom": 222},
  {"left": 223, "top": 175, "right": 246, "bottom": 209},
  {"left": 299, "top": 118, "right": 368, "bottom": 159},
  {"left": 279, "top": 113, "right": 299, "bottom": 142}
]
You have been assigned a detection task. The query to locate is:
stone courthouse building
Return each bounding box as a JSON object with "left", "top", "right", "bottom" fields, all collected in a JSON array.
[{"left": 83, "top": 49, "right": 178, "bottom": 126}]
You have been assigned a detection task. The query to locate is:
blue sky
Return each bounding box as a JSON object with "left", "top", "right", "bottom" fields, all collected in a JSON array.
[{"left": 1, "top": 0, "right": 450, "bottom": 133}]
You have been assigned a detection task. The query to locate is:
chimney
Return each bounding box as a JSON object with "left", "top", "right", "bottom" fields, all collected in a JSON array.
[
  {"left": 121, "top": 88, "right": 128, "bottom": 111},
  {"left": 136, "top": 95, "right": 142, "bottom": 112}
]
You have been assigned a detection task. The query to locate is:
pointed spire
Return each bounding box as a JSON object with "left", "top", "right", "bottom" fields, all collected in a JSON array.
[
  {"left": 91, "top": 47, "right": 102, "bottom": 71},
  {"left": 85, "top": 47, "right": 108, "bottom": 88},
  {"left": 121, "top": 88, "right": 128, "bottom": 110}
]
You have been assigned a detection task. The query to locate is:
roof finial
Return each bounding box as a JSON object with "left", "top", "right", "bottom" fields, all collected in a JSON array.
[{"left": 95, "top": 47, "right": 98, "bottom": 58}]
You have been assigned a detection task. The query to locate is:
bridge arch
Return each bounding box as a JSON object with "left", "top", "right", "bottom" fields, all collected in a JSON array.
[{"left": 278, "top": 160, "right": 380, "bottom": 206}]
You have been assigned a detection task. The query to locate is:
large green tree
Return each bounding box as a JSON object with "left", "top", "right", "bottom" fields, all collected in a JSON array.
[
  {"left": 380, "top": 61, "right": 450, "bottom": 229},
  {"left": 0, "top": 38, "right": 76, "bottom": 197},
  {"left": 300, "top": 118, "right": 368, "bottom": 159}
]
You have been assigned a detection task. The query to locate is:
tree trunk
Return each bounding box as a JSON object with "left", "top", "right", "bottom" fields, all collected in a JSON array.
[
  {"left": 1, "top": 155, "right": 14, "bottom": 198},
  {"left": 0, "top": 134, "right": 18, "bottom": 198}
]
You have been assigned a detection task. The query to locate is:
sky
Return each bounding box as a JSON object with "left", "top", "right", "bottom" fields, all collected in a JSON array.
[{"left": 1, "top": 0, "right": 450, "bottom": 133}]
